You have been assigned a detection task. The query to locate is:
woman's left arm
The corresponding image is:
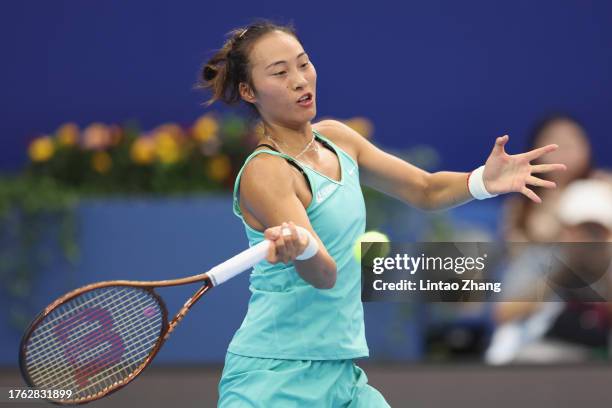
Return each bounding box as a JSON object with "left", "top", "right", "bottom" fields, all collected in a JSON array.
[{"left": 319, "top": 121, "right": 567, "bottom": 211}]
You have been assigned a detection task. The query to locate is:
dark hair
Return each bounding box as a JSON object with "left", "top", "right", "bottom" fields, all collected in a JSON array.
[
  {"left": 197, "top": 20, "right": 300, "bottom": 108},
  {"left": 513, "top": 113, "right": 593, "bottom": 240},
  {"left": 525, "top": 113, "right": 592, "bottom": 181}
]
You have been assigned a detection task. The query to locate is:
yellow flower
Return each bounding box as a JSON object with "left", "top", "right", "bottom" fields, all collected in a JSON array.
[
  {"left": 343, "top": 117, "right": 374, "bottom": 139},
  {"left": 130, "top": 137, "right": 156, "bottom": 165},
  {"left": 28, "top": 136, "right": 55, "bottom": 162},
  {"left": 91, "top": 151, "right": 112, "bottom": 174},
  {"left": 56, "top": 123, "right": 79, "bottom": 146},
  {"left": 193, "top": 115, "right": 219, "bottom": 143},
  {"left": 206, "top": 154, "right": 231, "bottom": 182},
  {"left": 157, "top": 123, "right": 184, "bottom": 139},
  {"left": 155, "top": 131, "right": 181, "bottom": 164},
  {"left": 83, "top": 123, "right": 111, "bottom": 150}
]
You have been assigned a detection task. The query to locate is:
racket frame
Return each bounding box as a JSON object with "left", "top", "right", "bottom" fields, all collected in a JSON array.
[
  {"left": 19, "top": 274, "right": 213, "bottom": 405},
  {"left": 18, "top": 231, "right": 285, "bottom": 405}
]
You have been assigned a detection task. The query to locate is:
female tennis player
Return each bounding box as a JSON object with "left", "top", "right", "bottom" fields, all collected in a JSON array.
[{"left": 199, "top": 21, "right": 567, "bottom": 407}]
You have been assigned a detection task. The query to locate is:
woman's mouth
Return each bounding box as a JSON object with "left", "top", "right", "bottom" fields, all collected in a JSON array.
[{"left": 296, "top": 93, "right": 314, "bottom": 107}]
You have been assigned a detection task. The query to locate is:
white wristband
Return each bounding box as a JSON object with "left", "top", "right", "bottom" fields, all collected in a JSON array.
[
  {"left": 281, "top": 226, "right": 319, "bottom": 260},
  {"left": 468, "top": 165, "right": 498, "bottom": 200}
]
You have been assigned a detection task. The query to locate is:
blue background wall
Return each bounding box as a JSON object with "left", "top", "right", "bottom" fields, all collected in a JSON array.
[
  {"left": 2, "top": 1, "right": 608, "bottom": 367},
  {"left": 0, "top": 197, "right": 435, "bottom": 366},
  {"left": 1, "top": 0, "right": 611, "bottom": 171}
]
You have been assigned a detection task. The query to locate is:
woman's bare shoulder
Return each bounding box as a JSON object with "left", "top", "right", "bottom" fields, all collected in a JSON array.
[
  {"left": 240, "top": 151, "right": 294, "bottom": 197},
  {"left": 312, "top": 119, "right": 360, "bottom": 160}
]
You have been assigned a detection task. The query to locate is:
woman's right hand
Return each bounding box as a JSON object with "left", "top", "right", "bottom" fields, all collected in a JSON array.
[{"left": 264, "top": 221, "right": 309, "bottom": 264}]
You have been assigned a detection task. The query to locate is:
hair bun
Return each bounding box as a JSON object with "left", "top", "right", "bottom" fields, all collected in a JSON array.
[{"left": 203, "top": 65, "right": 218, "bottom": 81}]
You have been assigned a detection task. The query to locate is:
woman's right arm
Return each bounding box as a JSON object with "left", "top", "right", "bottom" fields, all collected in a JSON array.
[{"left": 239, "top": 154, "right": 337, "bottom": 289}]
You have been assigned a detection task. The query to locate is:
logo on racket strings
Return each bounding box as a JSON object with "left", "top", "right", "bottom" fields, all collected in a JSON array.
[
  {"left": 53, "top": 307, "right": 125, "bottom": 388},
  {"left": 143, "top": 306, "right": 157, "bottom": 318}
]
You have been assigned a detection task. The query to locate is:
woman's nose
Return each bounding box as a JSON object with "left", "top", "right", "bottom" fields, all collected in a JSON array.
[{"left": 292, "top": 73, "right": 307, "bottom": 90}]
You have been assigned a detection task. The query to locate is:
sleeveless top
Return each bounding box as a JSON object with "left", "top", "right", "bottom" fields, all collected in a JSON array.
[{"left": 228, "top": 130, "right": 369, "bottom": 360}]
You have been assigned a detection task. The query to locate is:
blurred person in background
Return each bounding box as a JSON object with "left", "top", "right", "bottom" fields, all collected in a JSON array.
[
  {"left": 487, "top": 179, "right": 612, "bottom": 364},
  {"left": 503, "top": 114, "right": 612, "bottom": 246}
]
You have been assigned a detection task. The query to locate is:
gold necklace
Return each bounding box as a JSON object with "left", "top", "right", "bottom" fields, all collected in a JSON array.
[{"left": 265, "top": 132, "right": 319, "bottom": 160}]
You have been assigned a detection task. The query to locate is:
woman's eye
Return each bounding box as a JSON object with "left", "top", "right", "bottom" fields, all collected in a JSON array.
[
  {"left": 273, "top": 71, "right": 287, "bottom": 76},
  {"left": 301, "top": 62, "right": 310, "bottom": 68}
]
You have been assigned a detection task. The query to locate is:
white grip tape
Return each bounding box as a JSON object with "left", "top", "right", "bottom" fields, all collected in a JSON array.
[
  {"left": 207, "top": 239, "right": 270, "bottom": 286},
  {"left": 468, "top": 165, "right": 498, "bottom": 200},
  {"left": 207, "top": 226, "right": 318, "bottom": 286}
]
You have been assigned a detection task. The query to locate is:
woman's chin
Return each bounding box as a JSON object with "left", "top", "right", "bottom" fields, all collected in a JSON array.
[
  {"left": 306, "top": 107, "right": 317, "bottom": 121},
  {"left": 289, "top": 108, "right": 317, "bottom": 126},
  {"left": 301, "top": 103, "right": 317, "bottom": 120}
]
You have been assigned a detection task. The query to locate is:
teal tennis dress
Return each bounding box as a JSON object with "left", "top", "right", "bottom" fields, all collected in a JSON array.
[{"left": 218, "top": 130, "right": 390, "bottom": 407}]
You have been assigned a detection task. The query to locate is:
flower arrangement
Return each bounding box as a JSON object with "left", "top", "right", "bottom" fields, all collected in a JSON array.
[
  {"left": 21, "top": 114, "right": 375, "bottom": 195},
  {"left": 25, "top": 114, "right": 252, "bottom": 194}
]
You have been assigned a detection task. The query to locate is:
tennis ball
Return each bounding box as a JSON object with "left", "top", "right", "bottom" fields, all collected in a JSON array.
[{"left": 353, "top": 231, "right": 391, "bottom": 265}]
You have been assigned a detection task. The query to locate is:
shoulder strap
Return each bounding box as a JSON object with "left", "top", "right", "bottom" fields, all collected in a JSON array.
[
  {"left": 313, "top": 132, "right": 336, "bottom": 155},
  {"left": 313, "top": 129, "right": 359, "bottom": 169},
  {"left": 255, "top": 143, "right": 278, "bottom": 152}
]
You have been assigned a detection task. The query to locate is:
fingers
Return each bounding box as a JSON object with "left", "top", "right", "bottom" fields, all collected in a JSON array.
[
  {"left": 265, "top": 221, "right": 303, "bottom": 264},
  {"left": 266, "top": 235, "right": 278, "bottom": 263},
  {"left": 275, "top": 232, "right": 289, "bottom": 264},
  {"left": 282, "top": 223, "right": 296, "bottom": 264},
  {"left": 526, "top": 175, "right": 557, "bottom": 189},
  {"left": 287, "top": 221, "right": 309, "bottom": 258},
  {"left": 264, "top": 226, "right": 281, "bottom": 241},
  {"left": 287, "top": 221, "right": 306, "bottom": 261},
  {"left": 493, "top": 135, "right": 509, "bottom": 154},
  {"left": 264, "top": 226, "right": 281, "bottom": 263},
  {"left": 530, "top": 163, "right": 567, "bottom": 174},
  {"left": 523, "top": 143, "right": 558, "bottom": 161},
  {"left": 521, "top": 186, "right": 542, "bottom": 204}
]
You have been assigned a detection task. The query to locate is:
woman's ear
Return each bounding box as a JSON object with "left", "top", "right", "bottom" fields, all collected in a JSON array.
[{"left": 239, "top": 82, "right": 256, "bottom": 104}]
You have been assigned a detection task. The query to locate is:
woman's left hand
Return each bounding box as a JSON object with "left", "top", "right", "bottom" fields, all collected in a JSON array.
[{"left": 482, "top": 135, "right": 567, "bottom": 203}]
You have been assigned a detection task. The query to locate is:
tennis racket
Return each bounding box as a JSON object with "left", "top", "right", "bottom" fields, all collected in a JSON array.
[{"left": 19, "top": 227, "right": 301, "bottom": 405}]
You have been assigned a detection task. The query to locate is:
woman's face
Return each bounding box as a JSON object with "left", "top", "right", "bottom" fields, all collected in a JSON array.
[
  {"left": 242, "top": 31, "right": 317, "bottom": 128},
  {"left": 535, "top": 120, "right": 591, "bottom": 183}
]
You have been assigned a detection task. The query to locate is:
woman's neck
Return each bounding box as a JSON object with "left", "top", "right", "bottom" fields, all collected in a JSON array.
[{"left": 263, "top": 121, "right": 315, "bottom": 157}]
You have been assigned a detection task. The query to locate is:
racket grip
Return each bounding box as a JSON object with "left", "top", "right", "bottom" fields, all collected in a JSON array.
[
  {"left": 207, "top": 240, "right": 270, "bottom": 286},
  {"left": 207, "top": 226, "right": 314, "bottom": 286}
]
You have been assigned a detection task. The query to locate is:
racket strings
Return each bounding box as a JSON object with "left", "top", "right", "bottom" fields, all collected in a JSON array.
[
  {"left": 27, "top": 288, "right": 162, "bottom": 397},
  {"left": 23, "top": 286, "right": 164, "bottom": 402},
  {"left": 43, "top": 322, "right": 162, "bottom": 393},
  {"left": 58, "top": 330, "right": 161, "bottom": 398},
  {"left": 28, "top": 290, "right": 160, "bottom": 388},
  {"left": 30, "top": 304, "right": 161, "bottom": 390},
  {"left": 27, "top": 288, "right": 155, "bottom": 367},
  {"left": 26, "top": 288, "right": 153, "bottom": 379},
  {"left": 28, "top": 286, "right": 144, "bottom": 349},
  {"left": 28, "top": 313, "right": 152, "bottom": 392}
]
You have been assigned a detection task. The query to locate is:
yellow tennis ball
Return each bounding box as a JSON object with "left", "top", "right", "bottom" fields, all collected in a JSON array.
[{"left": 353, "top": 231, "right": 391, "bottom": 264}]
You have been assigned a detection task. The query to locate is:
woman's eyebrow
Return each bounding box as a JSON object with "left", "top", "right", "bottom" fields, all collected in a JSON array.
[{"left": 265, "top": 52, "right": 307, "bottom": 70}]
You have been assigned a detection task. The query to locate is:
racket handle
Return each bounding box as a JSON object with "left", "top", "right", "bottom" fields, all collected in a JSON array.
[
  {"left": 207, "top": 226, "right": 311, "bottom": 286},
  {"left": 207, "top": 239, "right": 270, "bottom": 286}
]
